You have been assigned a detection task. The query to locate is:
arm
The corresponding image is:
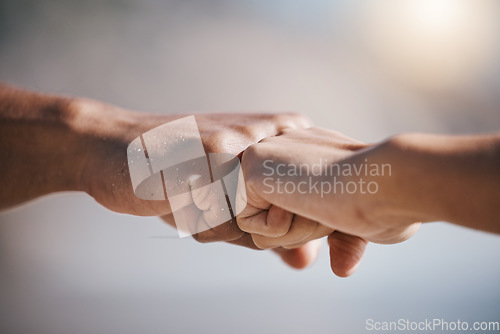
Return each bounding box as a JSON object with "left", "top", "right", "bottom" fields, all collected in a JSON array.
[
  {"left": 0, "top": 83, "right": 175, "bottom": 214},
  {"left": 378, "top": 133, "right": 500, "bottom": 234},
  {"left": 0, "top": 83, "right": 313, "bottom": 214},
  {"left": 0, "top": 83, "right": 87, "bottom": 207},
  {"left": 0, "top": 83, "right": 320, "bottom": 268},
  {"left": 238, "top": 128, "right": 500, "bottom": 275}
]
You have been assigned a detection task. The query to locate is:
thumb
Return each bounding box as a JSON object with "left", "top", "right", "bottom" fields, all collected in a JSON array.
[{"left": 328, "top": 231, "right": 368, "bottom": 277}]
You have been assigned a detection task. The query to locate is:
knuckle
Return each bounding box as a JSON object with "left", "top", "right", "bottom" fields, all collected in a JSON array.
[
  {"left": 237, "top": 124, "right": 261, "bottom": 139},
  {"left": 257, "top": 136, "right": 277, "bottom": 144},
  {"left": 269, "top": 113, "right": 293, "bottom": 125},
  {"left": 274, "top": 112, "right": 311, "bottom": 129},
  {"left": 207, "top": 130, "right": 232, "bottom": 151},
  {"left": 280, "top": 127, "right": 295, "bottom": 134}
]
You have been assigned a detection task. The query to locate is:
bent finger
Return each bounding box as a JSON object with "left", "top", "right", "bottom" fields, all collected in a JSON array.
[
  {"left": 273, "top": 239, "right": 322, "bottom": 269},
  {"left": 237, "top": 205, "right": 293, "bottom": 237}
]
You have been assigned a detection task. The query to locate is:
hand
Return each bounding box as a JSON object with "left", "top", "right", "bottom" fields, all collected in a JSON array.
[
  {"left": 0, "top": 83, "right": 322, "bottom": 269},
  {"left": 238, "top": 127, "right": 421, "bottom": 275},
  {"left": 74, "top": 100, "right": 309, "bottom": 216},
  {"left": 70, "top": 98, "right": 320, "bottom": 267}
]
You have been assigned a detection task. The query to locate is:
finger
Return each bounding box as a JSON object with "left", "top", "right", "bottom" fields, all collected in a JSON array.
[
  {"left": 160, "top": 200, "right": 242, "bottom": 242},
  {"left": 237, "top": 205, "right": 293, "bottom": 237},
  {"left": 328, "top": 231, "right": 368, "bottom": 278},
  {"left": 226, "top": 232, "right": 261, "bottom": 250},
  {"left": 159, "top": 203, "right": 202, "bottom": 236},
  {"left": 251, "top": 215, "right": 317, "bottom": 249},
  {"left": 190, "top": 175, "right": 212, "bottom": 210},
  {"left": 160, "top": 212, "right": 176, "bottom": 229},
  {"left": 189, "top": 176, "right": 233, "bottom": 230},
  {"left": 281, "top": 224, "right": 333, "bottom": 249},
  {"left": 272, "top": 239, "right": 322, "bottom": 269},
  {"left": 162, "top": 208, "right": 258, "bottom": 246},
  {"left": 191, "top": 218, "right": 244, "bottom": 243}
]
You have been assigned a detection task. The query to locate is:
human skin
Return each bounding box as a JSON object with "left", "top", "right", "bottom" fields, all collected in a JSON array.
[
  {"left": 238, "top": 127, "right": 500, "bottom": 276},
  {"left": 0, "top": 83, "right": 335, "bottom": 269}
]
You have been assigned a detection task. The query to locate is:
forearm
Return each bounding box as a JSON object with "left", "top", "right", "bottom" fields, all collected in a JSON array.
[
  {"left": 0, "top": 84, "right": 149, "bottom": 211},
  {"left": 0, "top": 84, "right": 85, "bottom": 208},
  {"left": 380, "top": 133, "right": 500, "bottom": 233}
]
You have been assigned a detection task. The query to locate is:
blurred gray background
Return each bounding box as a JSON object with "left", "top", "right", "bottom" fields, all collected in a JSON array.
[{"left": 1, "top": 0, "right": 500, "bottom": 333}]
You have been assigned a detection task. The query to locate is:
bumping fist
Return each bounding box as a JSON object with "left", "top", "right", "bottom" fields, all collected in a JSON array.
[{"left": 236, "top": 127, "right": 379, "bottom": 276}]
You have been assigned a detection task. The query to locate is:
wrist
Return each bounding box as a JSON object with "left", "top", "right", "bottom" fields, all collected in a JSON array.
[
  {"left": 64, "top": 98, "right": 145, "bottom": 195},
  {"left": 371, "top": 133, "right": 452, "bottom": 225},
  {"left": 345, "top": 135, "right": 439, "bottom": 232},
  {"left": 385, "top": 132, "right": 500, "bottom": 232},
  {"left": 35, "top": 96, "right": 89, "bottom": 193}
]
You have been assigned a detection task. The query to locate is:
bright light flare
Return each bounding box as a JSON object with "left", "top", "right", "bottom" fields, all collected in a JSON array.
[
  {"left": 408, "top": 0, "right": 465, "bottom": 34},
  {"left": 362, "top": 0, "right": 500, "bottom": 91}
]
